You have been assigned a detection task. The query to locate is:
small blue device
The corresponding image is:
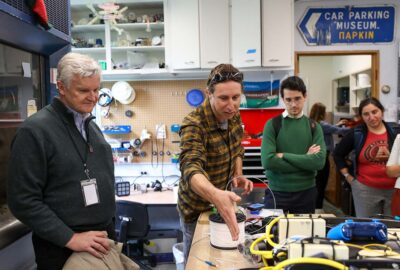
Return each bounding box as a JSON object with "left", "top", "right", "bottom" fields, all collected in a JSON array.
[
  {"left": 327, "top": 219, "right": 387, "bottom": 242},
  {"left": 170, "top": 124, "right": 180, "bottom": 133},
  {"left": 247, "top": 203, "right": 264, "bottom": 214},
  {"left": 102, "top": 125, "right": 131, "bottom": 134}
]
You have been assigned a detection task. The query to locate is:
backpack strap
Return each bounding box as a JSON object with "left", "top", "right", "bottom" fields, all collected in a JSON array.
[
  {"left": 272, "top": 115, "right": 283, "bottom": 137},
  {"left": 353, "top": 125, "right": 365, "bottom": 157}
]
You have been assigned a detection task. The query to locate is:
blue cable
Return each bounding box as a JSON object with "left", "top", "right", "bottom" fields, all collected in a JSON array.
[{"left": 204, "top": 260, "right": 217, "bottom": 267}]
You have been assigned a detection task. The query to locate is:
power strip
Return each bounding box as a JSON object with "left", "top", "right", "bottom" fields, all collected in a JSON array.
[
  {"left": 288, "top": 242, "right": 349, "bottom": 260},
  {"left": 278, "top": 218, "right": 326, "bottom": 243}
]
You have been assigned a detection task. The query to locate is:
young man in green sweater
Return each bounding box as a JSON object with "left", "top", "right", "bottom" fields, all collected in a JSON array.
[{"left": 261, "top": 76, "right": 326, "bottom": 213}]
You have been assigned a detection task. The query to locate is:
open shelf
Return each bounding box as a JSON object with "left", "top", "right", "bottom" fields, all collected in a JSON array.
[
  {"left": 352, "top": 85, "right": 371, "bottom": 91},
  {"left": 332, "top": 68, "right": 371, "bottom": 115},
  {"left": 71, "top": 24, "right": 105, "bottom": 33}
]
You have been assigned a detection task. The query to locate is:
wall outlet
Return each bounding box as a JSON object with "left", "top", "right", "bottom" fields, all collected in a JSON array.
[{"left": 156, "top": 124, "right": 167, "bottom": 139}]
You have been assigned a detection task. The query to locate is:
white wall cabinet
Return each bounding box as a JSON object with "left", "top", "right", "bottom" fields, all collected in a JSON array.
[
  {"left": 72, "top": 0, "right": 293, "bottom": 75},
  {"left": 71, "top": 1, "right": 165, "bottom": 74},
  {"left": 262, "top": 0, "right": 293, "bottom": 68},
  {"left": 167, "top": 0, "right": 261, "bottom": 70},
  {"left": 4, "top": 47, "right": 31, "bottom": 74},
  {"left": 165, "top": 0, "right": 200, "bottom": 70},
  {"left": 231, "top": 0, "right": 261, "bottom": 67},
  {"left": 199, "top": 0, "right": 230, "bottom": 69}
]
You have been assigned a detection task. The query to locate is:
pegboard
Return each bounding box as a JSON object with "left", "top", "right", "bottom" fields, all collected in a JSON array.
[{"left": 101, "top": 80, "right": 206, "bottom": 163}]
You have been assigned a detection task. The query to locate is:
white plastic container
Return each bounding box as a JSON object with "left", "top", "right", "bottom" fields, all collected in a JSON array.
[
  {"left": 173, "top": 243, "right": 184, "bottom": 270},
  {"left": 357, "top": 73, "right": 371, "bottom": 87},
  {"left": 127, "top": 51, "right": 147, "bottom": 69}
]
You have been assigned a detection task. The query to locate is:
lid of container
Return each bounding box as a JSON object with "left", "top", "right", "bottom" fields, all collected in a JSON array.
[{"left": 209, "top": 213, "right": 246, "bottom": 224}]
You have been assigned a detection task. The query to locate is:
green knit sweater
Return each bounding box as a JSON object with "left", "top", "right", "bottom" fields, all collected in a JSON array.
[{"left": 261, "top": 116, "right": 326, "bottom": 192}]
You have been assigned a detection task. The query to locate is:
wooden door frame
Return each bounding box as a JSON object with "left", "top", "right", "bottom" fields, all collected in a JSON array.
[
  {"left": 294, "top": 50, "right": 380, "bottom": 99},
  {"left": 295, "top": 51, "right": 379, "bottom": 208}
]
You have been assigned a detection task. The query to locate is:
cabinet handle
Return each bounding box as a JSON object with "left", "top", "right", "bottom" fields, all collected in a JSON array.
[
  {"left": 245, "top": 59, "right": 255, "bottom": 62},
  {"left": 207, "top": 61, "right": 218, "bottom": 64},
  {"left": 268, "top": 59, "right": 279, "bottom": 62},
  {"left": 184, "top": 61, "right": 195, "bottom": 65}
]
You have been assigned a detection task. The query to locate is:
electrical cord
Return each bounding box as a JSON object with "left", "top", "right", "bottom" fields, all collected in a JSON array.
[
  {"left": 226, "top": 176, "right": 277, "bottom": 210},
  {"left": 161, "top": 136, "right": 165, "bottom": 183},
  {"left": 98, "top": 88, "right": 113, "bottom": 107},
  {"left": 268, "top": 257, "right": 349, "bottom": 270},
  {"left": 162, "top": 174, "right": 180, "bottom": 189},
  {"left": 131, "top": 174, "right": 144, "bottom": 187},
  {"left": 341, "top": 242, "right": 400, "bottom": 257},
  {"left": 190, "top": 236, "right": 219, "bottom": 267},
  {"left": 151, "top": 138, "right": 158, "bottom": 168}
]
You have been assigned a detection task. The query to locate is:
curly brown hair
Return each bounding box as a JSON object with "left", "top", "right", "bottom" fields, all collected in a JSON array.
[{"left": 206, "top": 64, "right": 243, "bottom": 93}]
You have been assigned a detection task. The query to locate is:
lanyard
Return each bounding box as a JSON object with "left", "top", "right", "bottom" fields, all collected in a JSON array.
[
  {"left": 66, "top": 125, "right": 92, "bottom": 179},
  {"left": 53, "top": 107, "right": 93, "bottom": 179}
]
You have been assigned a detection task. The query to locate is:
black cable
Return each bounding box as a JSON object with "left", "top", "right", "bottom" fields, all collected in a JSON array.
[
  {"left": 285, "top": 215, "right": 290, "bottom": 241},
  {"left": 131, "top": 174, "right": 143, "bottom": 186},
  {"left": 98, "top": 89, "right": 113, "bottom": 107},
  {"left": 331, "top": 241, "right": 336, "bottom": 260},
  {"left": 311, "top": 216, "right": 315, "bottom": 238},
  {"left": 162, "top": 174, "right": 180, "bottom": 189},
  {"left": 151, "top": 138, "right": 158, "bottom": 168},
  {"left": 161, "top": 136, "right": 165, "bottom": 183}
]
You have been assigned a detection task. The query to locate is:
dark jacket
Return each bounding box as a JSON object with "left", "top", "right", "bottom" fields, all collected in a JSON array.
[
  {"left": 333, "top": 121, "right": 400, "bottom": 177},
  {"left": 8, "top": 98, "right": 115, "bottom": 247}
]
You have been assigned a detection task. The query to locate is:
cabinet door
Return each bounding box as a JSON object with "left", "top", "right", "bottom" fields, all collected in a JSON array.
[
  {"left": 4, "top": 46, "right": 31, "bottom": 73},
  {"left": 166, "top": 0, "right": 200, "bottom": 69},
  {"left": 0, "top": 45, "right": 5, "bottom": 73},
  {"left": 262, "top": 0, "right": 293, "bottom": 67},
  {"left": 199, "top": 0, "right": 230, "bottom": 68},
  {"left": 231, "top": 0, "right": 261, "bottom": 67}
]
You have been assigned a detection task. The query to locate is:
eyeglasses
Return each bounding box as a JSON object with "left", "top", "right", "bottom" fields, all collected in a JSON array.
[
  {"left": 207, "top": 72, "right": 244, "bottom": 87},
  {"left": 284, "top": 96, "right": 303, "bottom": 105}
]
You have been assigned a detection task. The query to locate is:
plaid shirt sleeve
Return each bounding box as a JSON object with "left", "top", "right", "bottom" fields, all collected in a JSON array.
[{"left": 179, "top": 124, "right": 209, "bottom": 186}]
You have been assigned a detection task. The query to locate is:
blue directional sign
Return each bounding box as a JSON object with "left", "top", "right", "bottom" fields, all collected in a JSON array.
[{"left": 298, "top": 6, "right": 395, "bottom": 45}]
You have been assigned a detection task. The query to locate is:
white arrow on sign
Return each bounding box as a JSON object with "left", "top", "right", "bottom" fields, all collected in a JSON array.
[{"left": 306, "top": 13, "right": 322, "bottom": 39}]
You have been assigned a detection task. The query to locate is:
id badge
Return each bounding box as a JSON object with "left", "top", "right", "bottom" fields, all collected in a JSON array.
[{"left": 81, "top": 178, "right": 100, "bottom": 206}]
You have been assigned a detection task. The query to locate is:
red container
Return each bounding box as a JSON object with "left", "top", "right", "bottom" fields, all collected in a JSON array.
[{"left": 240, "top": 108, "right": 284, "bottom": 146}]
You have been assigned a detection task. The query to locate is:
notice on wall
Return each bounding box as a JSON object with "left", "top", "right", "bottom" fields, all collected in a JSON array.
[{"left": 298, "top": 6, "right": 395, "bottom": 45}]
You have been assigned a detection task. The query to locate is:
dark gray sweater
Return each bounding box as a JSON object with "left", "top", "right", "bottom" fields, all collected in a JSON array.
[{"left": 8, "top": 98, "right": 115, "bottom": 247}]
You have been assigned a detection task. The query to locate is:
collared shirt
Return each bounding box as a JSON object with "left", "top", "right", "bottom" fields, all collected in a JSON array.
[
  {"left": 65, "top": 105, "right": 91, "bottom": 141},
  {"left": 282, "top": 109, "right": 304, "bottom": 119},
  {"left": 178, "top": 98, "right": 245, "bottom": 223}
]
